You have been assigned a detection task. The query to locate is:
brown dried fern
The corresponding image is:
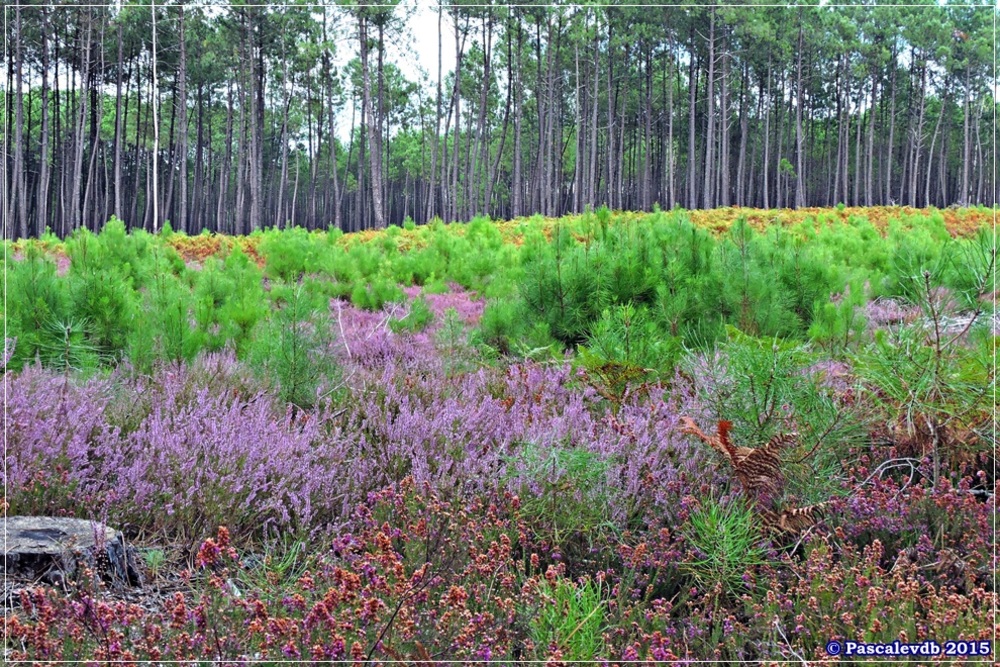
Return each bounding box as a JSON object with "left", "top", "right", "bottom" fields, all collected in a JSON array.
[{"left": 680, "top": 417, "right": 825, "bottom": 535}]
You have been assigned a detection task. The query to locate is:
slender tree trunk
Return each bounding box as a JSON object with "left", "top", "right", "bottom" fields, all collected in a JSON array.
[
  {"left": 193, "top": 85, "right": 204, "bottom": 231},
  {"left": 151, "top": 4, "right": 161, "bottom": 232},
  {"left": 37, "top": 8, "right": 51, "bottom": 236},
  {"left": 588, "top": 23, "right": 599, "bottom": 205},
  {"left": 960, "top": 64, "right": 971, "bottom": 205},
  {"left": 643, "top": 44, "right": 653, "bottom": 209},
  {"left": 794, "top": 17, "right": 805, "bottom": 209},
  {"left": 734, "top": 61, "right": 747, "bottom": 206},
  {"left": 70, "top": 11, "right": 93, "bottom": 231},
  {"left": 276, "top": 65, "right": 290, "bottom": 228},
  {"left": 111, "top": 16, "right": 124, "bottom": 221},
  {"left": 667, "top": 42, "right": 676, "bottom": 208},
  {"left": 573, "top": 37, "right": 582, "bottom": 213},
  {"left": 762, "top": 58, "right": 771, "bottom": 209},
  {"left": 908, "top": 60, "right": 927, "bottom": 206},
  {"left": 687, "top": 44, "right": 697, "bottom": 208},
  {"left": 924, "top": 91, "right": 944, "bottom": 207},
  {"left": 702, "top": 8, "right": 715, "bottom": 210},
  {"left": 512, "top": 16, "right": 523, "bottom": 217},
  {"left": 177, "top": 5, "right": 188, "bottom": 231},
  {"left": 853, "top": 87, "right": 862, "bottom": 206},
  {"left": 485, "top": 42, "right": 511, "bottom": 217},
  {"left": 219, "top": 81, "right": 234, "bottom": 235},
  {"left": 865, "top": 69, "right": 876, "bottom": 206},
  {"left": 884, "top": 53, "right": 897, "bottom": 204},
  {"left": 13, "top": 5, "right": 28, "bottom": 238},
  {"left": 720, "top": 37, "right": 730, "bottom": 208}
]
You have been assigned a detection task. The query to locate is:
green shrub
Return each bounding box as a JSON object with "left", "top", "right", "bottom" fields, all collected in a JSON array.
[
  {"left": 528, "top": 577, "right": 606, "bottom": 660},
  {"left": 504, "top": 442, "right": 614, "bottom": 561},
  {"left": 681, "top": 329, "right": 866, "bottom": 503},
  {"left": 350, "top": 278, "right": 405, "bottom": 311},
  {"left": 67, "top": 264, "right": 136, "bottom": 359},
  {"left": 681, "top": 496, "right": 771, "bottom": 596},
  {"left": 582, "top": 303, "right": 680, "bottom": 381},
  {"left": 3, "top": 247, "right": 70, "bottom": 369},
  {"left": 192, "top": 251, "right": 268, "bottom": 356},
  {"left": 259, "top": 227, "right": 318, "bottom": 281},
  {"left": 247, "top": 285, "right": 340, "bottom": 410},
  {"left": 389, "top": 295, "right": 434, "bottom": 333}
]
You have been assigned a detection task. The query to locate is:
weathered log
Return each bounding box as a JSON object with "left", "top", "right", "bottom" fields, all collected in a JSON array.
[{"left": 2, "top": 516, "right": 142, "bottom": 587}]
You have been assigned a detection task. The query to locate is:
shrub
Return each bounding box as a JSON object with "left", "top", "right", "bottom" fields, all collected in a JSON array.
[
  {"left": 528, "top": 577, "right": 607, "bottom": 661},
  {"left": 503, "top": 442, "right": 614, "bottom": 560},
  {"left": 3, "top": 246, "right": 71, "bottom": 369},
  {"left": 248, "top": 285, "right": 340, "bottom": 410},
  {"left": 679, "top": 330, "right": 866, "bottom": 504},
  {"left": 389, "top": 294, "right": 434, "bottom": 333},
  {"left": 680, "top": 496, "right": 771, "bottom": 596}
]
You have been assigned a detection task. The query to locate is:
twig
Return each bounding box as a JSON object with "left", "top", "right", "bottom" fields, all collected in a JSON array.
[
  {"left": 335, "top": 300, "right": 351, "bottom": 360},
  {"left": 850, "top": 457, "right": 921, "bottom": 500},
  {"left": 773, "top": 617, "right": 809, "bottom": 666}
]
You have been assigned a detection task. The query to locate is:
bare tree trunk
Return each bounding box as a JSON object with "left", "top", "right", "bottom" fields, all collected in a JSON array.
[
  {"left": 193, "top": 85, "right": 205, "bottom": 231},
  {"left": 512, "top": 15, "right": 523, "bottom": 217},
  {"left": 37, "top": 8, "right": 51, "bottom": 236},
  {"left": 883, "top": 53, "right": 897, "bottom": 204},
  {"left": 573, "top": 36, "right": 582, "bottom": 213},
  {"left": 151, "top": 4, "right": 161, "bottom": 232},
  {"left": 112, "top": 15, "right": 124, "bottom": 221},
  {"left": 794, "top": 18, "right": 805, "bottom": 209},
  {"left": 222, "top": 80, "right": 236, "bottom": 234},
  {"left": 275, "top": 42, "right": 290, "bottom": 229},
  {"left": 643, "top": 44, "right": 653, "bottom": 209},
  {"left": 960, "top": 64, "right": 971, "bottom": 205},
  {"left": 687, "top": 44, "right": 697, "bottom": 208},
  {"left": 70, "top": 11, "right": 93, "bottom": 231},
  {"left": 667, "top": 42, "right": 675, "bottom": 208},
  {"left": 607, "top": 19, "right": 615, "bottom": 207},
  {"left": 865, "top": 70, "right": 876, "bottom": 206},
  {"left": 908, "top": 60, "right": 927, "bottom": 206},
  {"left": 425, "top": 5, "right": 443, "bottom": 222},
  {"left": 853, "top": 87, "right": 862, "bottom": 206},
  {"left": 13, "top": 4, "right": 27, "bottom": 238},
  {"left": 449, "top": 14, "right": 468, "bottom": 221},
  {"left": 833, "top": 55, "right": 844, "bottom": 205},
  {"left": 485, "top": 68, "right": 511, "bottom": 218},
  {"left": 973, "top": 99, "right": 983, "bottom": 204},
  {"left": 471, "top": 11, "right": 493, "bottom": 216},
  {"left": 762, "top": 58, "right": 771, "bottom": 209},
  {"left": 177, "top": 5, "right": 188, "bottom": 231},
  {"left": 588, "top": 22, "right": 599, "bottom": 205},
  {"left": 924, "top": 88, "right": 944, "bottom": 207},
  {"left": 720, "top": 36, "right": 730, "bottom": 208},
  {"left": 702, "top": 7, "right": 715, "bottom": 210},
  {"left": 736, "top": 61, "right": 748, "bottom": 207}
]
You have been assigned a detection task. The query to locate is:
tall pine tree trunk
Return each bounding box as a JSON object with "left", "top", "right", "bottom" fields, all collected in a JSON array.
[
  {"left": 37, "top": 8, "right": 51, "bottom": 236},
  {"left": 794, "top": 19, "right": 806, "bottom": 209},
  {"left": 177, "top": 6, "right": 188, "bottom": 231},
  {"left": 702, "top": 7, "right": 715, "bottom": 210}
]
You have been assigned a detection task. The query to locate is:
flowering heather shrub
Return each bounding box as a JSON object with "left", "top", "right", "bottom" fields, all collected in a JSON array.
[
  {"left": 830, "top": 466, "right": 995, "bottom": 585},
  {"left": 5, "top": 478, "right": 994, "bottom": 662},
  {"left": 4, "top": 481, "right": 541, "bottom": 661},
  {"left": 3, "top": 336, "right": 15, "bottom": 368},
  {"left": 7, "top": 289, "right": 711, "bottom": 543},
  {"left": 4, "top": 365, "right": 126, "bottom": 516},
  {"left": 5, "top": 357, "right": 356, "bottom": 538}
]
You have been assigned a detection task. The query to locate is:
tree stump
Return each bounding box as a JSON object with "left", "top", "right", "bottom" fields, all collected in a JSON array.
[{"left": 2, "top": 516, "right": 142, "bottom": 587}]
